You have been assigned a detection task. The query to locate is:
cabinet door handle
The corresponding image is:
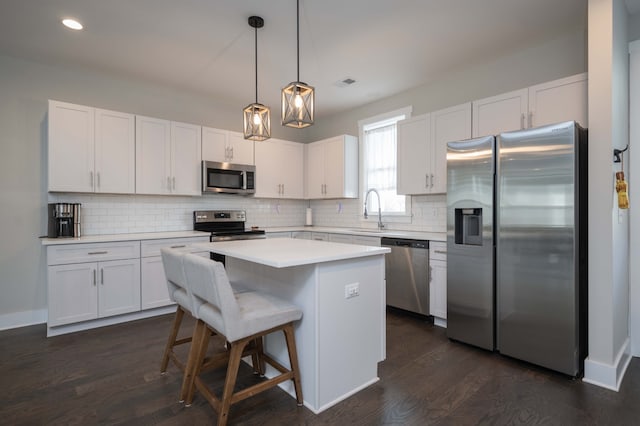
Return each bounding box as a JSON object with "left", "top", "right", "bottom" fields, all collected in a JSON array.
[
  {"left": 429, "top": 265, "right": 433, "bottom": 283},
  {"left": 100, "top": 268, "right": 104, "bottom": 285},
  {"left": 520, "top": 113, "right": 525, "bottom": 129},
  {"left": 225, "top": 146, "right": 230, "bottom": 160},
  {"left": 433, "top": 250, "right": 447, "bottom": 254},
  {"left": 430, "top": 174, "right": 434, "bottom": 188},
  {"left": 93, "top": 269, "right": 97, "bottom": 286},
  {"left": 167, "top": 176, "right": 171, "bottom": 190},
  {"left": 88, "top": 251, "right": 108, "bottom": 255},
  {"left": 281, "top": 183, "right": 285, "bottom": 195},
  {"left": 230, "top": 146, "right": 234, "bottom": 159},
  {"left": 172, "top": 176, "right": 176, "bottom": 190},
  {"left": 426, "top": 174, "right": 429, "bottom": 188},
  {"left": 90, "top": 171, "right": 94, "bottom": 189},
  {"left": 170, "top": 244, "right": 186, "bottom": 249}
]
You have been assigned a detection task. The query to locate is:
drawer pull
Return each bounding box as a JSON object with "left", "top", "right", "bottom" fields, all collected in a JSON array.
[
  {"left": 88, "top": 251, "right": 108, "bottom": 255},
  {"left": 93, "top": 269, "right": 96, "bottom": 286},
  {"left": 170, "top": 245, "right": 186, "bottom": 249},
  {"left": 433, "top": 250, "right": 447, "bottom": 254}
]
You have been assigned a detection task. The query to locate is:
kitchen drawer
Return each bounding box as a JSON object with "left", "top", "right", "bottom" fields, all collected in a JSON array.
[
  {"left": 140, "top": 236, "right": 210, "bottom": 257},
  {"left": 47, "top": 241, "right": 140, "bottom": 265},
  {"left": 429, "top": 242, "right": 447, "bottom": 261}
]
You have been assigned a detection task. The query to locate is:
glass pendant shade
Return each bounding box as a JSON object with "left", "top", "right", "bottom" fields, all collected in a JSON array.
[
  {"left": 282, "top": 81, "right": 314, "bottom": 128},
  {"left": 243, "top": 102, "right": 271, "bottom": 141}
]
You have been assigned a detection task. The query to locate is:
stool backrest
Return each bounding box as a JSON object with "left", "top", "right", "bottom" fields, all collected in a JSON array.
[
  {"left": 160, "top": 247, "right": 188, "bottom": 304},
  {"left": 182, "top": 253, "right": 240, "bottom": 337}
]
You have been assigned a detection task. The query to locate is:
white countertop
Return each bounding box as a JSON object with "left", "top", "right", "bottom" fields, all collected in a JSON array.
[
  {"left": 41, "top": 230, "right": 210, "bottom": 246},
  {"left": 265, "top": 226, "right": 447, "bottom": 242},
  {"left": 193, "top": 238, "right": 390, "bottom": 268}
]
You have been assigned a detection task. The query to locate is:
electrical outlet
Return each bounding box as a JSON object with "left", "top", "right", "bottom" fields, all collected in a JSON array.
[{"left": 345, "top": 283, "right": 359, "bottom": 299}]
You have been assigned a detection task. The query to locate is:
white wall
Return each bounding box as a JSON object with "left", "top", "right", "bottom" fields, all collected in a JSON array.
[
  {"left": 583, "top": 0, "right": 631, "bottom": 391},
  {"left": 305, "top": 28, "right": 586, "bottom": 141}
]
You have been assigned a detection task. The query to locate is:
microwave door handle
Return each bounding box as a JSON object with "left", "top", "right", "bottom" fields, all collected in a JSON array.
[{"left": 240, "top": 171, "right": 246, "bottom": 190}]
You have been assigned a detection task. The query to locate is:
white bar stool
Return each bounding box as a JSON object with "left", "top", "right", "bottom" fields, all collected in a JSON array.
[{"left": 181, "top": 253, "right": 303, "bottom": 426}]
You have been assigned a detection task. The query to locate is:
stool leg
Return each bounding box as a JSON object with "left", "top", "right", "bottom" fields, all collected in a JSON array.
[
  {"left": 218, "top": 338, "right": 249, "bottom": 426},
  {"left": 161, "top": 306, "right": 184, "bottom": 374},
  {"left": 184, "top": 320, "right": 210, "bottom": 406},
  {"left": 283, "top": 324, "right": 303, "bottom": 406}
]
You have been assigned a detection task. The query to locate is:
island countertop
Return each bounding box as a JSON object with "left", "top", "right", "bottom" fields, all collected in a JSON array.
[{"left": 193, "top": 238, "right": 390, "bottom": 268}]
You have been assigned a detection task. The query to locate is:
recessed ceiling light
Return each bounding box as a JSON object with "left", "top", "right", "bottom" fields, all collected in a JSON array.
[{"left": 62, "top": 18, "right": 83, "bottom": 30}]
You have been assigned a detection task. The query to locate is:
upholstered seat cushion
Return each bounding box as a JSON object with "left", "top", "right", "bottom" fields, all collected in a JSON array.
[
  {"left": 172, "top": 288, "right": 191, "bottom": 311},
  {"left": 198, "top": 290, "right": 302, "bottom": 343}
]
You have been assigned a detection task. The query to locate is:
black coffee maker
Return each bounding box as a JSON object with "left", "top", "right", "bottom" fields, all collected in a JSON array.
[{"left": 48, "top": 203, "right": 81, "bottom": 238}]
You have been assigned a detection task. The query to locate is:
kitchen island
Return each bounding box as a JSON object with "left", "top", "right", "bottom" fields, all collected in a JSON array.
[{"left": 193, "top": 238, "right": 390, "bottom": 414}]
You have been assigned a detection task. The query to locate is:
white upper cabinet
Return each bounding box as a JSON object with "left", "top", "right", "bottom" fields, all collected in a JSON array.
[
  {"left": 473, "top": 72, "right": 588, "bottom": 137},
  {"left": 202, "top": 127, "right": 254, "bottom": 165},
  {"left": 431, "top": 102, "right": 472, "bottom": 194},
  {"left": 254, "top": 138, "right": 304, "bottom": 199},
  {"left": 397, "top": 102, "right": 471, "bottom": 195},
  {"left": 397, "top": 114, "right": 431, "bottom": 195},
  {"left": 95, "top": 108, "right": 136, "bottom": 194},
  {"left": 305, "top": 135, "right": 358, "bottom": 199},
  {"left": 171, "top": 121, "right": 201, "bottom": 196},
  {"left": 472, "top": 88, "right": 529, "bottom": 138},
  {"left": 528, "top": 72, "right": 588, "bottom": 128},
  {"left": 136, "top": 116, "right": 201, "bottom": 196},
  {"left": 48, "top": 100, "right": 135, "bottom": 194},
  {"left": 136, "top": 115, "right": 172, "bottom": 195}
]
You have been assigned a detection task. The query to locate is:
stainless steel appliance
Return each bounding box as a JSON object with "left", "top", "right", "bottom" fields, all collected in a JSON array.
[
  {"left": 47, "top": 203, "right": 81, "bottom": 238},
  {"left": 202, "top": 161, "right": 256, "bottom": 195},
  {"left": 446, "top": 121, "right": 588, "bottom": 376},
  {"left": 193, "top": 210, "right": 265, "bottom": 264},
  {"left": 382, "top": 237, "right": 429, "bottom": 315}
]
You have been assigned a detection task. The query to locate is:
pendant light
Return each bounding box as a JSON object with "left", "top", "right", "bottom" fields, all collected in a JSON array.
[
  {"left": 281, "top": 0, "right": 314, "bottom": 128},
  {"left": 243, "top": 16, "right": 271, "bottom": 141}
]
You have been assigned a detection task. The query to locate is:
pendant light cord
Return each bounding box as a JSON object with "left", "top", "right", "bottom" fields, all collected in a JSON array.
[
  {"left": 254, "top": 24, "right": 258, "bottom": 103},
  {"left": 296, "top": 0, "right": 300, "bottom": 82}
]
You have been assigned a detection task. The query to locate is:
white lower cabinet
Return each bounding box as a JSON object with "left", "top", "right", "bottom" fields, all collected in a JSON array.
[
  {"left": 266, "top": 231, "right": 292, "bottom": 238},
  {"left": 140, "top": 237, "right": 209, "bottom": 309},
  {"left": 47, "top": 241, "right": 141, "bottom": 327},
  {"left": 429, "top": 242, "right": 447, "bottom": 327},
  {"left": 46, "top": 235, "right": 209, "bottom": 336}
]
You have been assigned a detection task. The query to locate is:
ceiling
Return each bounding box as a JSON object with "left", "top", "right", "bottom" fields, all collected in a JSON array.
[{"left": 0, "top": 0, "right": 600, "bottom": 119}]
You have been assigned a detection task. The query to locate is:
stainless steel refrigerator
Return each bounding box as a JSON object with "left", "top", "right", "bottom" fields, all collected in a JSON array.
[{"left": 446, "top": 121, "right": 587, "bottom": 376}]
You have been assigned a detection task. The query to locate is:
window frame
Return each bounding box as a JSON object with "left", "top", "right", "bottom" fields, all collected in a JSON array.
[{"left": 358, "top": 106, "right": 413, "bottom": 224}]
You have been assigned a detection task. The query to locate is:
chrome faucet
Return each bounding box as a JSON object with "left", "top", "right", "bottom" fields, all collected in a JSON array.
[{"left": 364, "top": 188, "right": 385, "bottom": 230}]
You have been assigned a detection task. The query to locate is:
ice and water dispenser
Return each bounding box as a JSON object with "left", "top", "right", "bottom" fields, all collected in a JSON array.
[{"left": 455, "top": 208, "right": 482, "bottom": 246}]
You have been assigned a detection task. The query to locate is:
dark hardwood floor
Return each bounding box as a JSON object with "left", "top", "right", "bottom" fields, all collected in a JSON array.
[{"left": 2, "top": 310, "right": 639, "bottom": 425}]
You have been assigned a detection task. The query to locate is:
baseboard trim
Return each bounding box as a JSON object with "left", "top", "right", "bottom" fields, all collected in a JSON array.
[
  {"left": 583, "top": 337, "right": 632, "bottom": 391},
  {"left": 433, "top": 316, "right": 447, "bottom": 328},
  {"left": 0, "top": 309, "right": 47, "bottom": 331}
]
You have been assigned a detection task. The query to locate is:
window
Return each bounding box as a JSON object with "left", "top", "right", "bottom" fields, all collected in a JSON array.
[{"left": 359, "top": 107, "right": 412, "bottom": 218}]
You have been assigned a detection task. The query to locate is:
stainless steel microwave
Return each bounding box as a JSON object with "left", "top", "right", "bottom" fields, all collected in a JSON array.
[{"left": 202, "top": 161, "right": 256, "bottom": 195}]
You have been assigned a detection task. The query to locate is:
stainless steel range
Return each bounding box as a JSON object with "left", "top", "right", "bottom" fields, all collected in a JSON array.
[
  {"left": 194, "top": 210, "right": 265, "bottom": 265},
  {"left": 193, "top": 210, "right": 265, "bottom": 242}
]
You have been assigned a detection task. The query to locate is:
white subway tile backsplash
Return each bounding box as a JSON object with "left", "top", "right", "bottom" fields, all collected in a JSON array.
[{"left": 48, "top": 192, "right": 445, "bottom": 236}]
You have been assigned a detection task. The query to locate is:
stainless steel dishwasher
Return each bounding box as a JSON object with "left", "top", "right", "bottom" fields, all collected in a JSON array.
[{"left": 382, "top": 237, "right": 430, "bottom": 315}]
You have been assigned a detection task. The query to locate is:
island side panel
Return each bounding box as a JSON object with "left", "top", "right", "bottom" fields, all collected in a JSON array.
[
  {"left": 316, "top": 254, "right": 385, "bottom": 411},
  {"left": 224, "top": 257, "right": 320, "bottom": 411}
]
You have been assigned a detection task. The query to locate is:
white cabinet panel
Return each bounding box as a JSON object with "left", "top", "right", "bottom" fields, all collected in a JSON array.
[
  {"left": 472, "top": 88, "right": 529, "bottom": 138},
  {"left": 136, "top": 115, "right": 172, "bottom": 194},
  {"left": 397, "top": 114, "right": 430, "bottom": 195},
  {"left": 48, "top": 263, "right": 98, "bottom": 326},
  {"left": 266, "top": 232, "right": 292, "bottom": 239},
  {"left": 328, "top": 234, "right": 352, "bottom": 244},
  {"left": 171, "top": 121, "right": 202, "bottom": 195},
  {"left": 305, "top": 135, "right": 358, "bottom": 199},
  {"left": 94, "top": 108, "right": 135, "bottom": 194},
  {"left": 48, "top": 101, "right": 95, "bottom": 192},
  {"left": 98, "top": 258, "right": 141, "bottom": 318},
  {"left": 141, "top": 256, "right": 171, "bottom": 309},
  {"left": 528, "top": 72, "right": 588, "bottom": 128},
  {"left": 254, "top": 138, "right": 304, "bottom": 199},
  {"left": 202, "top": 127, "right": 254, "bottom": 165},
  {"left": 429, "top": 242, "right": 447, "bottom": 323}
]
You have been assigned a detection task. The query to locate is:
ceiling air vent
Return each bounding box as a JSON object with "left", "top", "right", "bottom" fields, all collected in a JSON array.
[{"left": 335, "top": 77, "right": 356, "bottom": 88}]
